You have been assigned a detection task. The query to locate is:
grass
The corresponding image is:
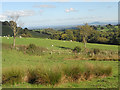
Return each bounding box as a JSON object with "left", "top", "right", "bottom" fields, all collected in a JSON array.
[
  {"left": 2, "top": 37, "right": 119, "bottom": 88},
  {"left": 2, "top": 66, "right": 25, "bottom": 84},
  {"left": 2, "top": 37, "right": 118, "bottom": 51},
  {"left": 2, "top": 63, "right": 112, "bottom": 86}
]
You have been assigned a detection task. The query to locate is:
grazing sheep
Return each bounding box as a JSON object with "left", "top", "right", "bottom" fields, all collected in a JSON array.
[
  {"left": 52, "top": 45, "right": 54, "bottom": 47},
  {"left": 19, "top": 36, "right": 22, "bottom": 38},
  {"left": 70, "top": 40, "right": 72, "bottom": 42}
]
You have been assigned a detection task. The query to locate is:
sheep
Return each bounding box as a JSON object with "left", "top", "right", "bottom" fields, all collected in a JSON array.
[{"left": 19, "top": 36, "right": 22, "bottom": 38}]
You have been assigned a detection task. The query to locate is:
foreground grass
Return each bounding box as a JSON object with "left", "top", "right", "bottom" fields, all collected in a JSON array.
[
  {"left": 2, "top": 48, "right": 118, "bottom": 88},
  {"left": 2, "top": 63, "right": 112, "bottom": 85},
  {"left": 2, "top": 37, "right": 119, "bottom": 88}
]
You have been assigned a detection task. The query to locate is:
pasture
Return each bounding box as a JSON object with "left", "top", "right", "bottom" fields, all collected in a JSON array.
[{"left": 2, "top": 37, "right": 119, "bottom": 88}]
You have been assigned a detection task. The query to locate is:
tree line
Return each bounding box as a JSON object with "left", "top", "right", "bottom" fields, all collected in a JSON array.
[{"left": 40, "top": 24, "right": 120, "bottom": 45}]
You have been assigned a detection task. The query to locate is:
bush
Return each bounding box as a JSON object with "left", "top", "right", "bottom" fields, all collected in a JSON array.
[
  {"left": 26, "top": 44, "right": 47, "bottom": 56},
  {"left": 73, "top": 46, "right": 81, "bottom": 53}
]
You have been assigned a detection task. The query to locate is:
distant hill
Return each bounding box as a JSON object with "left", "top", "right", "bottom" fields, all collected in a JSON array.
[
  {"left": 88, "top": 21, "right": 117, "bottom": 25},
  {"left": 1, "top": 21, "right": 51, "bottom": 38}
]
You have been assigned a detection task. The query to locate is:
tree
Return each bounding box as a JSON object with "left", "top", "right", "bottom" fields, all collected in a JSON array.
[
  {"left": 8, "top": 15, "right": 22, "bottom": 48},
  {"left": 77, "top": 23, "right": 94, "bottom": 48}
]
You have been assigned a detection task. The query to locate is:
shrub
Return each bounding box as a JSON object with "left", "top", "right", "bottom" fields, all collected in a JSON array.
[
  {"left": 26, "top": 44, "right": 47, "bottom": 56},
  {"left": 73, "top": 46, "right": 81, "bottom": 53},
  {"left": 2, "top": 67, "right": 25, "bottom": 84}
]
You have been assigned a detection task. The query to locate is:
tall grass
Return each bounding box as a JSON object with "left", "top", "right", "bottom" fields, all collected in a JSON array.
[
  {"left": 2, "top": 66, "right": 25, "bottom": 84},
  {"left": 62, "top": 65, "right": 84, "bottom": 81},
  {"left": 27, "top": 66, "right": 62, "bottom": 85},
  {"left": 2, "top": 63, "right": 112, "bottom": 85}
]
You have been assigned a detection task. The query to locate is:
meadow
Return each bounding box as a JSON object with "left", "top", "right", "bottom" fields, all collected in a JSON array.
[{"left": 2, "top": 37, "right": 119, "bottom": 88}]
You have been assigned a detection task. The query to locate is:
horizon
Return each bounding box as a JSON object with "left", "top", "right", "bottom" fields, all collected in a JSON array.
[{"left": 0, "top": 2, "right": 118, "bottom": 29}]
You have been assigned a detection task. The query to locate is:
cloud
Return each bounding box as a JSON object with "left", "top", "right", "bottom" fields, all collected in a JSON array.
[
  {"left": 4, "top": 10, "right": 35, "bottom": 17},
  {"left": 33, "top": 5, "right": 56, "bottom": 8},
  {"left": 0, "top": 14, "right": 8, "bottom": 21},
  {"left": 0, "top": 10, "right": 35, "bottom": 21},
  {"left": 65, "top": 8, "right": 78, "bottom": 13}
]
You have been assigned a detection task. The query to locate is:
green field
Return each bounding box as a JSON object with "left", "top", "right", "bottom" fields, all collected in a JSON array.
[
  {"left": 2, "top": 37, "right": 119, "bottom": 88},
  {"left": 2, "top": 37, "right": 118, "bottom": 51}
]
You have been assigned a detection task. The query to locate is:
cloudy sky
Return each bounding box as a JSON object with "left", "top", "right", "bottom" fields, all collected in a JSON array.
[{"left": 0, "top": 2, "right": 118, "bottom": 28}]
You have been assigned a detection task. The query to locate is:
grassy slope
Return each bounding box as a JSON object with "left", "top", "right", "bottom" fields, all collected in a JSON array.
[
  {"left": 2, "top": 37, "right": 118, "bottom": 51},
  {"left": 2, "top": 37, "right": 118, "bottom": 88}
]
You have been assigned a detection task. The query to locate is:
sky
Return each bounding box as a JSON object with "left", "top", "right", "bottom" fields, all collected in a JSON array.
[{"left": 0, "top": 2, "right": 118, "bottom": 28}]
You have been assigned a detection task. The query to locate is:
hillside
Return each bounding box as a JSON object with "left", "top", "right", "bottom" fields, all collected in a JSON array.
[
  {"left": 1, "top": 21, "right": 50, "bottom": 38},
  {"left": 2, "top": 21, "right": 13, "bottom": 36}
]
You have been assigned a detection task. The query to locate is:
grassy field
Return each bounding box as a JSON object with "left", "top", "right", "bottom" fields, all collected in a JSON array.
[
  {"left": 2, "top": 37, "right": 119, "bottom": 88},
  {"left": 2, "top": 37, "right": 118, "bottom": 51}
]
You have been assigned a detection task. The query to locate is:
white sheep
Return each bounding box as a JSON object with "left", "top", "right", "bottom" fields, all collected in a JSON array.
[
  {"left": 19, "top": 36, "right": 22, "bottom": 38},
  {"left": 51, "top": 45, "right": 54, "bottom": 47}
]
